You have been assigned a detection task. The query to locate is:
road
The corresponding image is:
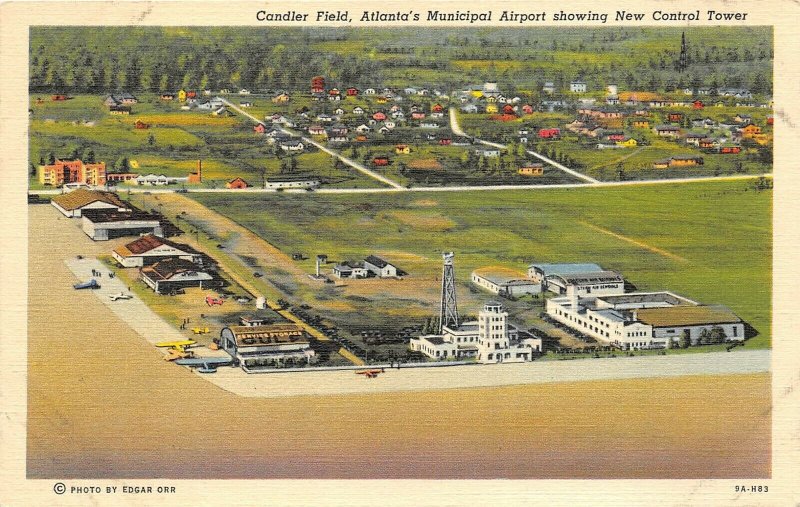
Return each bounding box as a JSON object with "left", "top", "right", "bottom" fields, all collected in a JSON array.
[
  {"left": 449, "top": 107, "right": 600, "bottom": 183},
  {"left": 220, "top": 98, "right": 405, "bottom": 189}
]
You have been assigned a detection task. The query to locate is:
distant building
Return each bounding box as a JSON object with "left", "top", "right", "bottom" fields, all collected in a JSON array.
[
  {"left": 226, "top": 177, "right": 250, "bottom": 189},
  {"left": 332, "top": 261, "right": 369, "bottom": 279},
  {"left": 265, "top": 177, "right": 320, "bottom": 190},
  {"left": 471, "top": 269, "right": 541, "bottom": 296},
  {"left": 364, "top": 255, "right": 398, "bottom": 278},
  {"left": 39, "top": 159, "right": 106, "bottom": 187},
  {"left": 410, "top": 301, "right": 541, "bottom": 363},
  {"left": 50, "top": 188, "right": 129, "bottom": 217},
  {"left": 140, "top": 258, "right": 217, "bottom": 294},
  {"left": 220, "top": 324, "right": 316, "bottom": 369},
  {"left": 570, "top": 81, "right": 587, "bottom": 93},
  {"left": 546, "top": 291, "right": 745, "bottom": 350},
  {"left": 112, "top": 234, "right": 203, "bottom": 268},
  {"left": 81, "top": 209, "right": 163, "bottom": 241}
]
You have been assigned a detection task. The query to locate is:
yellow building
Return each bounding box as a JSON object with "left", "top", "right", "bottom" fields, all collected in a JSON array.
[
  {"left": 485, "top": 104, "right": 499, "bottom": 114},
  {"left": 617, "top": 138, "right": 638, "bottom": 148},
  {"left": 178, "top": 89, "right": 187, "bottom": 102}
]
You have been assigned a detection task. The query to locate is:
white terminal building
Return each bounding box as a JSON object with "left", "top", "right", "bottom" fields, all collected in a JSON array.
[
  {"left": 410, "top": 301, "right": 542, "bottom": 363},
  {"left": 546, "top": 291, "right": 745, "bottom": 350}
]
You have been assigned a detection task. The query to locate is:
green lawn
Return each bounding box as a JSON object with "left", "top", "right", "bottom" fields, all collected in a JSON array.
[{"left": 191, "top": 179, "right": 772, "bottom": 350}]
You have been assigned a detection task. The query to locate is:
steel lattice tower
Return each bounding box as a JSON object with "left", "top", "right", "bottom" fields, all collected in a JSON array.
[
  {"left": 679, "top": 32, "right": 688, "bottom": 73},
  {"left": 439, "top": 252, "right": 459, "bottom": 332}
]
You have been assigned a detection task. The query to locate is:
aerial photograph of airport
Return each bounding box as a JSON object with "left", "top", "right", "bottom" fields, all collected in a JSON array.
[{"left": 27, "top": 26, "right": 772, "bottom": 479}]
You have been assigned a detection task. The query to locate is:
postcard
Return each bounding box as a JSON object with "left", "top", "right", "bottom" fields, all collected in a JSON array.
[{"left": 1, "top": 0, "right": 798, "bottom": 505}]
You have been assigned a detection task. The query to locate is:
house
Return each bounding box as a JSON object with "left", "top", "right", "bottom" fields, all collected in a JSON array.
[
  {"left": 50, "top": 189, "right": 129, "bottom": 217},
  {"left": 692, "top": 100, "right": 705, "bottom": 109},
  {"left": 684, "top": 133, "right": 706, "bottom": 146},
  {"left": 333, "top": 107, "right": 345, "bottom": 116},
  {"left": 239, "top": 101, "right": 252, "bottom": 108},
  {"left": 668, "top": 112, "right": 684, "bottom": 123},
  {"left": 226, "top": 177, "right": 250, "bottom": 189},
  {"left": 653, "top": 156, "right": 704, "bottom": 169},
  {"left": 461, "top": 104, "right": 479, "bottom": 114},
  {"left": 538, "top": 128, "right": 561, "bottom": 139},
  {"left": 331, "top": 123, "right": 349, "bottom": 136},
  {"left": 265, "top": 176, "right": 320, "bottom": 190},
  {"left": 372, "top": 111, "right": 387, "bottom": 121},
  {"left": 104, "top": 93, "right": 138, "bottom": 106},
  {"left": 363, "top": 255, "right": 398, "bottom": 278},
  {"left": 542, "top": 82, "right": 556, "bottom": 94},
  {"left": 528, "top": 262, "right": 604, "bottom": 285},
  {"left": 352, "top": 106, "right": 365, "bottom": 115},
  {"left": 691, "top": 118, "right": 716, "bottom": 129},
  {"left": 420, "top": 121, "right": 440, "bottom": 129},
  {"left": 280, "top": 140, "right": 305, "bottom": 152},
  {"left": 605, "top": 131, "right": 625, "bottom": 142},
  {"left": 316, "top": 113, "right": 334, "bottom": 123},
  {"left": 112, "top": 234, "right": 203, "bottom": 268},
  {"left": 363, "top": 88, "right": 376, "bottom": 95},
  {"left": 407, "top": 159, "right": 443, "bottom": 171},
  {"left": 308, "top": 124, "right": 326, "bottom": 136},
  {"left": 735, "top": 113, "right": 753, "bottom": 124},
  {"left": 51, "top": 94, "right": 67, "bottom": 101},
  {"left": 186, "top": 91, "right": 197, "bottom": 99},
  {"left": 740, "top": 124, "right": 762, "bottom": 138},
  {"left": 178, "top": 90, "right": 187, "bottom": 102},
  {"left": 81, "top": 209, "right": 163, "bottom": 241},
  {"left": 518, "top": 163, "right": 544, "bottom": 176},
  {"left": 570, "top": 81, "right": 587, "bottom": 93},
  {"left": 346, "top": 87, "right": 359, "bottom": 96},
  {"left": 631, "top": 118, "right": 650, "bottom": 129},
  {"left": 395, "top": 144, "right": 411, "bottom": 154},
  {"left": 372, "top": 155, "right": 390, "bottom": 166},
  {"left": 134, "top": 120, "right": 150, "bottom": 129},
  {"left": 718, "top": 145, "right": 742, "bottom": 154},
  {"left": 254, "top": 123, "right": 268, "bottom": 134},
  {"left": 699, "top": 138, "right": 718, "bottom": 150},
  {"left": 654, "top": 125, "right": 681, "bottom": 137},
  {"left": 219, "top": 324, "right": 316, "bottom": 369},
  {"left": 355, "top": 124, "right": 372, "bottom": 133},
  {"left": 502, "top": 104, "right": 516, "bottom": 115},
  {"left": 411, "top": 111, "right": 426, "bottom": 120},
  {"left": 475, "top": 149, "right": 500, "bottom": 158},
  {"left": 40, "top": 159, "right": 107, "bottom": 187},
  {"left": 160, "top": 93, "right": 175, "bottom": 101},
  {"left": 439, "top": 137, "right": 452, "bottom": 145},
  {"left": 485, "top": 104, "right": 499, "bottom": 114},
  {"left": 431, "top": 103, "right": 444, "bottom": 113},
  {"left": 311, "top": 76, "right": 325, "bottom": 93},
  {"left": 141, "top": 258, "right": 217, "bottom": 294},
  {"left": 109, "top": 106, "right": 131, "bottom": 115},
  {"left": 616, "top": 137, "right": 638, "bottom": 148},
  {"left": 328, "top": 88, "right": 341, "bottom": 101},
  {"left": 105, "top": 172, "right": 139, "bottom": 185},
  {"left": 332, "top": 261, "right": 369, "bottom": 278},
  {"left": 521, "top": 104, "right": 534, "bottom": 114},
  {"left": 239, "top": 89, "right": 251, "bottom": 95}
]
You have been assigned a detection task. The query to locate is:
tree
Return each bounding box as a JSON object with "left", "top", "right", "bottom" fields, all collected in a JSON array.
[
  {"left": 147, "top": 133, "right": 156, "bottom": 146},
  {"left": 679, "top": 329, "right": 691, "bottom": 349},
  {"left": 708, "top": 326, "right": 727, "bottom": 344},
  {"left": 83, "top": 148, "right": 95, "bottom": 163},
  {"left": 115, "top": 157, "right": 130, "bottom": 173}
]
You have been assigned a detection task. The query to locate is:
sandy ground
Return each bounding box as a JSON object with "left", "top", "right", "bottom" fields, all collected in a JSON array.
[{"left": 28, "top": 204, "right": 771, "bottom": 479}]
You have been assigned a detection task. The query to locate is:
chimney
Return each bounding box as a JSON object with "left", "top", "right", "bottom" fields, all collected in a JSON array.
[{"left": 197, "top": 159, "right": 202, "bottom": 182}]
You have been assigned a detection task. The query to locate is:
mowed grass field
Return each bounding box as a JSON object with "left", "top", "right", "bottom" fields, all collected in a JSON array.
[{"left": 192, "top": 179, "right": 772, "bottom": 349}]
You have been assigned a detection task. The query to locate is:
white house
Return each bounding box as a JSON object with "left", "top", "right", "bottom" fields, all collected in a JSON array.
[
  {"left": 471, "top": 270, "right": 541, "bottom": 297},
  {"left": 332, "top": 261, "right": 369, "bottom": 279},
  {"left": 364, "top": 256, "right": 398, "bottom": 277},
  {"left": 570, "top": 81, "right": 588, "bottom": 93}
]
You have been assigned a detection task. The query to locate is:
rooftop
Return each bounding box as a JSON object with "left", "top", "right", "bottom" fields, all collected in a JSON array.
[
  {"left": 635, "top": 305, "right": 742, "bottom": 328},
  {"left": 529, "top": 263, "right": 603, "bottom": 277},
  {"left": 51, "top": 189, "right": 128, "bottom": 211}
]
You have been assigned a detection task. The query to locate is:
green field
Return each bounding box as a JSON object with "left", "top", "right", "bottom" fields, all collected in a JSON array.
[{"left": 191, "top": 179, "right": 772, "bottom": 352}]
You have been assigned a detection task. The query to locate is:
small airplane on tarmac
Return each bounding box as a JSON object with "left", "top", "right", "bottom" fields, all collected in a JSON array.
[
  {"left": 205, "top": 295, "right": 224, "bottom": 306},
  {"left": 155, "top": 339, "right": 197, "bottom": 354},
  {"left": 109, "top": 292, "right": 132, "bottom": 301},
  {"left": 355, "top": 368, "right": 385, "bottom": 379},
  {"left": 73, "top": 279, "right": 100, "bottom": 290},
  {"left": 175, "top": 356, "right": 233, "bottom": 373}
]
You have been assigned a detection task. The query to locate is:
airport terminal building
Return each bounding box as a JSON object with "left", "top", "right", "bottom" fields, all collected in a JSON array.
[{"left": 546, "top": 291, "right": 745, "bottom": 350}]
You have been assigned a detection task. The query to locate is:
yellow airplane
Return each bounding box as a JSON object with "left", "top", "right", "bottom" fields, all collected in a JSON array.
[
  {"left": 156, "top": 339, "right": 197, "bottom": 353},
  {"left": 163, "top": 349, "right": 194, "bottom": 362},
  {"left": 191, "top": 327, "right": 210, "bottom": 335}
]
